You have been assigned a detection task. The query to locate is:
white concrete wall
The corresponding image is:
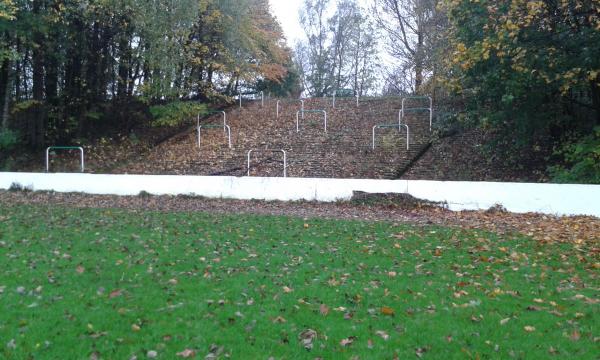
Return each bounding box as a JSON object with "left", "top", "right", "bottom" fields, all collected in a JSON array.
[{"left": 0, "top": 172, "right": 598, "bottom": 217}]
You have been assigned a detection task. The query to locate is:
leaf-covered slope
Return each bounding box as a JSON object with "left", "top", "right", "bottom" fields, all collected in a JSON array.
[{"left": 114, "top": 97, "right": 432, "bottom": 178}]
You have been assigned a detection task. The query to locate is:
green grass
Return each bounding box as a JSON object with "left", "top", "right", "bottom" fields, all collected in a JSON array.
[{"left": 0, "top": 205, "right": 597, "bottom": 359}]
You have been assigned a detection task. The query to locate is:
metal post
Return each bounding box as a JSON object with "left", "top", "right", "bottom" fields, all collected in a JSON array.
[
  {"left": 372, "top": 124, "right": 410, "bottom": 150},
  {"left": 401, "top": 124, "right": 410, "bottom": 150},
  {"left": 239, "top": 93, "right": 242, "bottom": 108},
  {"left": 261, "top": 91, "right": 264, "bottom": 107},
  {"left": 398, "top": 109, "right": 402, "bottom": 126},
  {"left": 300, "top": 100, "right": 304, "bottom": 119},
  {"left": 199, "top": 111, "right": 227, "bottom": 128},
  {"left": 225, "top": 125, "right": 231, "bottom": 148},
  {"left": 46, "top": 146, "right": 85, "bottom": 173},
  {"left": 356, "top": 94, "right": 359, "bottom": 107},
  {"left": 276, "top": 100, "right": 281, "bottom": 118},
  {"left": 198, "top": 125, "right": 232, "bottom": 149},
  {"left": 401, "top": 96, "right": 433, "bottom": 131},
  {"left": 332, "top": 92, "right": 336, "bottom": 108},
  {"left": 282, "top": 150, "right": 287, "bottom": 177},
  {"left": 247, "top": 150, "right": 252, "bottom": 176},
  {"left": 429, "top": 96, "right": 433, "bottom": 131},
  {"left": 296, "top": 110, "right": 327, "bottom": 133},
  {"left": 247, "top": 149, "right": 287, "bottom": 177},
  {"left": 372, "top": 126, "right": 377, "bottom": 150}
]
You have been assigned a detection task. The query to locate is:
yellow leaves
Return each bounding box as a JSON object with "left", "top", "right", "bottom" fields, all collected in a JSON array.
[
  {"left": 588, "top": 70, "right": 599, "bottom": 81},
  {"left": 456, "top": 43, "right": 467, "bottom": 53},
  {"left": 0, "top": 0, "right": 16, "bottom": 21},
  {"left": 526, "top": 1, "right": 545, "bottom": 16},
  {"left": 505, "top": 20, "right": 519, "bottom": 32}
]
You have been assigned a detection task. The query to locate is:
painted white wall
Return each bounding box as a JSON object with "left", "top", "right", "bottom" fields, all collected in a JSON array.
[{"left": 0, "top": 172, "right": 598, "bottom": 217}]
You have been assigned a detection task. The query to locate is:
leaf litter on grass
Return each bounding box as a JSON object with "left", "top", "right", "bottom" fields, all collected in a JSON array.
[{"left": 0, "top": 204, "right": 597, "bottom": 359}]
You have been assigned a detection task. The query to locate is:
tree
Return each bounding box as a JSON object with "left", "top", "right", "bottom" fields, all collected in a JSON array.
[
  {"left": 298, "top": 0, "right": 332, "bottom": 97},
  {"left": 443, "top": 0, "right": 599, "bottom": 133},
  {"left": 373, "top": 0, "right": 445, "bottom": 93},
  {"left": 0, "top": 0, "right": 295, "bottom": 148},
  {"left": 295, "top": 0, "right": 380, "bottom": 96}
]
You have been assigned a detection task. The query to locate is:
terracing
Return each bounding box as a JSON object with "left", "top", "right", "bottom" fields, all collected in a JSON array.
[{"left": 112, "top": 96, "right": 434, "bottom": 179}]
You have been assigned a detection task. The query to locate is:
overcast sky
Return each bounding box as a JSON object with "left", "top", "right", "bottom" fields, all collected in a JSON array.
[
  {"left": 269, "top": 0, "right": 373, "bottom": 47},
  {"left": 269, "top": 0, "right": 305, "bottom": 46}
]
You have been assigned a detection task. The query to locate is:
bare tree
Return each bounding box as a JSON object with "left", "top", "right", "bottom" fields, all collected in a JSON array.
[
  {"left": 299, "top": 0, "right": 333, "bottom": 97},
  {"left": 295, "top": 0, "right": 380, "bottom": 96},
  {"left": 373, "top": 0, "right": 444, "bottom": 93}
]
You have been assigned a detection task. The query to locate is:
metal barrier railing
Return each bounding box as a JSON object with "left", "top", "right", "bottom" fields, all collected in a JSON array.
[
  {"left": 247, "top": 149, "right": 287, "bottom": 177},
  {"left": 46, "top": 146, "right": 85, "bottom": 173},
  {"left": 400, "top": 96, "right": 433, "bottom": 131},
  {"left": 372, "top": 124, "right": 410, "bottom": 150},
  {"left": 197, "top": 124, "right": 232, "bottom": 149},
  {"left": 199, "top": 111, "right": 227, "bottom": 128},
  {"left": 296, "top": 110, "right": 327, "bottom": 133},
  {"left": 332, "top": 89, "right": 357, "bottom": 108}
]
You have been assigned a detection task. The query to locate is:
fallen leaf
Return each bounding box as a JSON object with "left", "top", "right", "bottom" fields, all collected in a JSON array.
[
  {"left": 340, "top": 336, "right": 356, "bottom": 347},
  {"left": 415, "top": 347, "right": 428, "bottom": 358},
  {"left": 524, "top": 326, "right": 536, "bottom": 332},
  {"left": 76, "top": 265, "right": 85, "bottom": 274},
  {"left": 319, "top": 303, "right": 329, "bottom": 316},
  {"left": 375, "top": 330, "right": 390, "bottom": 341},
  {"left": 176, "top": 349, "right": 196, "bottom": 358},
  {"left": 570, "top": 330, "right": 580, "bottom": 341},
  {"left": 381, "top": 306, "right": 395, "bottom": 316},
  {"left": 299, "top": 329, "right": 317, "bottom": 350},
  {"left": 282, "top": 286, "right": 293, "bottom": 293},
  {"left": 272, "top": 316, "right": 286, "bottom": 323}
]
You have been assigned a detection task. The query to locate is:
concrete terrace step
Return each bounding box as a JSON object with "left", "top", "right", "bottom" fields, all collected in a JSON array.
[{"left": 114, "top": 97, "right": 433, "bottom": 179}]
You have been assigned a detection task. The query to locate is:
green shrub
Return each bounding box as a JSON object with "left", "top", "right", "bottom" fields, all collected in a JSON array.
[
  {"left": 549, "top": 127, "right": 600, "bottom": 184},
  {"left": 149, "top": 101, "right": 207, "bottom": 127},
  {"left": 0, "top": 128, "right": 19, "bottom": 151}
]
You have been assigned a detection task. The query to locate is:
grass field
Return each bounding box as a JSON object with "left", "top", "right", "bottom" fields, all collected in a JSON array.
[{"left": 0, "top": 204, "right": 597, "bottom": 359}]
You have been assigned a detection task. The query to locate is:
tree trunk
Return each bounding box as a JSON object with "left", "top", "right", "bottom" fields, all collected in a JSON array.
[
  {"left": 117, "top": 36, "right": 131, "bottom": 99},
  {"left": 14, "top": 37, "right": 20, "bottom": 101},
  {"left": 1, "top": 57, "right": 11, "bottom": 129},
  {"left": 591, "top": 80, "right": 600, "bottom": 126},
  {"left": 414, "top": 30, "right": 424, "bottom": 93},
  {"left": 32, "top": 0, "right": 46, "bottom": 148}
]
